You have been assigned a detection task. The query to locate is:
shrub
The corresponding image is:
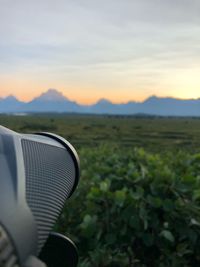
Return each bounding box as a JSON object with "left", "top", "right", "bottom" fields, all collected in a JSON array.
[{"left": 56, "top": 146, "right": 200, "bottom": 267}]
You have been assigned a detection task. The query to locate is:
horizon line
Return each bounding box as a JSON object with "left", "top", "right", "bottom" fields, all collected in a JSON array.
[{"left": 1, "top": 89, "right": 200, "bottom": 105}]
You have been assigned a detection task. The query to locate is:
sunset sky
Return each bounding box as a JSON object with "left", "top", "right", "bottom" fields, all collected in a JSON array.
[{"left": 1, "top": 0, "right": 200, "bottom": 104}]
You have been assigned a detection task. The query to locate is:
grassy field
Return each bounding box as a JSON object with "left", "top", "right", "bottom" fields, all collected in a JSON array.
[
  {"left": 1, "top": 114, "right": 200, "bottom": 153},
  {"left": 1, "top": 114, "right": 200, "bottom": 266}
]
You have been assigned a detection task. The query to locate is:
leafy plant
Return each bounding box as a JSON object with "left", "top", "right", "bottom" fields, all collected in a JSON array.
[{"left": 56, "top": 145, "right": 200, "bottom": 267}]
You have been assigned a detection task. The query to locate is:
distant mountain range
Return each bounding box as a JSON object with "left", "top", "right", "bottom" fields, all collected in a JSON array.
[{"left": 0, "top": 89, "right": 200, "bottom": 116}]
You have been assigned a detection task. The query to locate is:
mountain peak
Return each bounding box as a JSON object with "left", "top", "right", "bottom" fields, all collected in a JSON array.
[
  {"left": 35, "top": 89, "right": 68, "bottom": 102},
  {"left": 96, "top": 98, "right": 112, "bottom": 105},
  {"left": 145, "top": 95, "right": 159, "bottom": 102},
  {"left": 4, "top": 95, "right": 18, "bottom": 101}
]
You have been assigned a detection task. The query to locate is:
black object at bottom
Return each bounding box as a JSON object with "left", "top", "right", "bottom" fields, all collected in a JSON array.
[{"left": 39, "top": 232, "right": 78, "bottom": 267}]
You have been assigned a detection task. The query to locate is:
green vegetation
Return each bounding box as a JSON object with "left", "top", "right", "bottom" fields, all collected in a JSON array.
[
  {"left": 57, "top": 146, "right": 200, "bottom": 267},
  {"left": 1, "top": 114, "right": 200, "bottom": 266},
  {"left": 1, "top": 114, "right": 200, "bottom": 152}
]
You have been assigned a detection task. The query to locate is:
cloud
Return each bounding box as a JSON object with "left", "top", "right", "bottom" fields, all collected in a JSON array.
[{"left": 0, "top": 0, "right": 200, "bottom": 101}]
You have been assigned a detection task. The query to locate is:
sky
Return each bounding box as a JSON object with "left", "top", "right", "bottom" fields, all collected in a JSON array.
[{"left": 0, "top": 0, "right": 200, "bottom": 104}]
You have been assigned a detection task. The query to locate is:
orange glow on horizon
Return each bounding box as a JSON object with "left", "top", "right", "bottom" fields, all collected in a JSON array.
[
  {"left": 0, "top": 86, "right": 200, "bottom": 105},
  {"left": 0, "top": 87, "right": 199, "bottom": 105},
  {"left": 1, "top": 71, "right": 200, "bottom": 104},
  {"left": 0, "top": 77, "right": 150, "bottom": 104}
]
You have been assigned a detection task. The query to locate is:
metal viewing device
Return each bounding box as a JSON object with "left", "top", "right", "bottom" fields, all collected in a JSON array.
[{"left": 0, "top": 126, "right": 80, "bottom": 267}]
